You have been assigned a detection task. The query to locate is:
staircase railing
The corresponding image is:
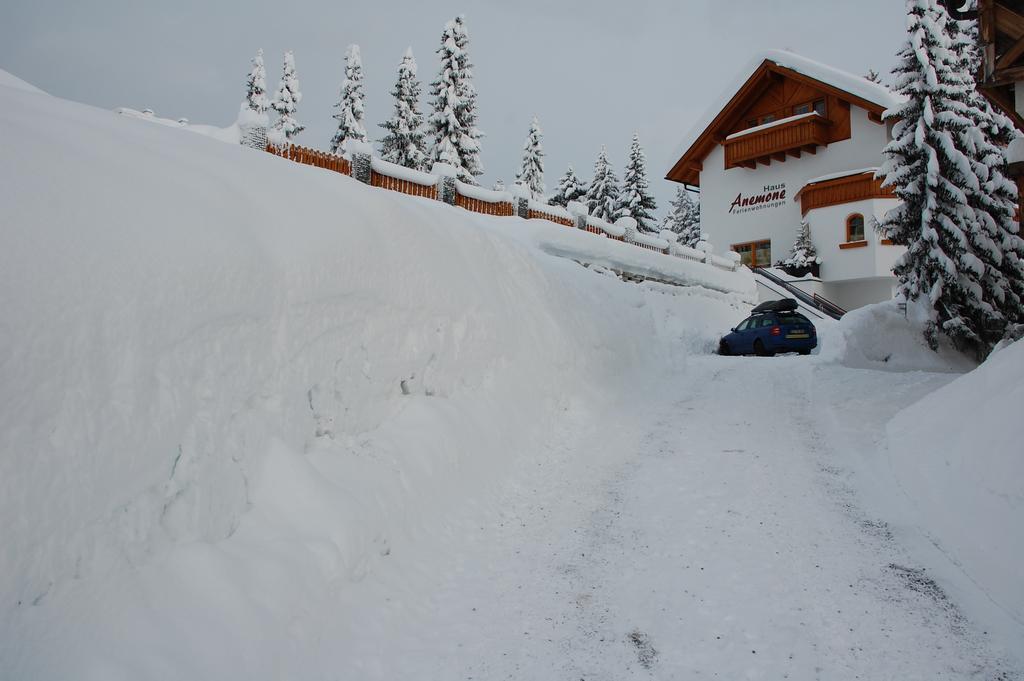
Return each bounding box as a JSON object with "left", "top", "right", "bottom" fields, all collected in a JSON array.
[{"left": 752, "top": 267, "right": 846, "bottom": 320}]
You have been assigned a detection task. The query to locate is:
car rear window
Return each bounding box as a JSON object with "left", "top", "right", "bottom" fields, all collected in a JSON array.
[{"left": 776, "top": 313, "right": 810, "bottom": 325}]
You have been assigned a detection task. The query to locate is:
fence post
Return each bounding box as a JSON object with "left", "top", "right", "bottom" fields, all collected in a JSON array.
[
  {"left": 697, "top": 240, "right": 712, "bottom": 264},
  {"left": 342, "top": 140, "right": 373, "bottom": 184},
  {"left": 617, "top": 216, "right": 638, "bottom": 244},
  {"left": 568, "top": 201, "right": 589, "bottom": 230},
  {"left": 431, "top": 163, "right": 459, "bottom": 205},
  {"left": 511, "top": 183, "right": 531, "bottom": 218}
]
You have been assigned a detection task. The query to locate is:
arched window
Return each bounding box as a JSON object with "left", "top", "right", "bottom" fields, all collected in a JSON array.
[{"left": 846, "top": 214, "right": 865, "bottom": 242}]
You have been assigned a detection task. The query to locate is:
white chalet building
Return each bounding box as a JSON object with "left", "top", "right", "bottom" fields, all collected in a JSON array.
[{"left": 667, "top": 51, "right": 906, "bottom": 312}]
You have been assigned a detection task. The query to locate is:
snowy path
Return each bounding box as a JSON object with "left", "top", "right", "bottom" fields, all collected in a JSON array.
[{"left": 335, "top": 356, "right": 1017, "bottom": 680}]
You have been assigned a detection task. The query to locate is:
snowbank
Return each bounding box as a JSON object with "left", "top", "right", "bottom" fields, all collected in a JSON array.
[
  {"left": 884, "top": 339, "right": 1024, "bottom": 648},
  {"left": 0, "top": 69, "right": 47, "bottom": 95},
  {"left": 116, "top": 105, "right": 241, "bottom": 144},
  {"left": 817, "top": 300, "right": 975, "bottom": 372},
  {"left": 0, "top": 72, "right": 743, "bottom": 679}
]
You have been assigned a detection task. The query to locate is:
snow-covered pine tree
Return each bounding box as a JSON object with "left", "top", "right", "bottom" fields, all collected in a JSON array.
[
  {"left": 270, "top": 51, "right": 304, "bottom": 140},
  {"left": 244, "top": 48, "right": 269, "bottom": 114},
  {"left": 782, "top": 219, "right": 820, "bottom": 269},
  {"left": 614, "top": 133, "right": 658, "bottom": 231},
  {"left": 378, "top": 47, "right": 428, "bottom": 170},
  {"left": 549, "top": 165, "right": 588, "bottom": 207},
  {"left": 329, "top": 45, "right": 368, "bottom": 155},
  {"left": 877, "top": 0, "right": 1024, "bottom": 356},
  {"left": 427, "top": 15, "right": 484, "bottom": 182},
  {"left": 663, "top": 187, "right": 701, "bottom": 247},
  {"left": 585, "top": 146, "right": 621, "bottom": 222},
  {"left": 515, "top": 116, "right": 545, "bottom": 199},
  {"left": 493, "top": 179, "right": 505, "bottom": 191}
]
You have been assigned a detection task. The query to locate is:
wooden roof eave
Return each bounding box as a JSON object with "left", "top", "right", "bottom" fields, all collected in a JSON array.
[{"left": 665, "top": 60, "right": 891, "bottom": 187}]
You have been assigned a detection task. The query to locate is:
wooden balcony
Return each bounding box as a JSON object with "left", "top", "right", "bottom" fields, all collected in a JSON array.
[
  {"left": 798, "top": 171, "right": 896, "bottom": 215},
  {"left": 724, "top": 114, "right": 832, "bottom": 169}
]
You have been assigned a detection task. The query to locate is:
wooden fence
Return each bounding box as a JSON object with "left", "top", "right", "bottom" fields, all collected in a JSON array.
[
  {"left": 261, "top": 140, "right": 739, "bottom": 273},
  {"left": 527, "top": 208, "right": 574, "bottom": 227},
  {"left": 455, "top": 193, "right": 515, "bottom": 216},
  {"left": 267, "top": 142, "right": 350, "bottom": 175},
  {"left": 371, "top": 172, "right": 437, "bottom": 199}
]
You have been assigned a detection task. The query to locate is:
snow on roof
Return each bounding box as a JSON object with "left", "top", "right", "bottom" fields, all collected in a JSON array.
[
  {"left": 802, "top": 167, "right": 880, "bottom": 186},
  {"left": 724, "top": 112, "right": 822, "bottom": 140},
  {"left": 669, "top": 50, "right": 903, "bottom": 173}
]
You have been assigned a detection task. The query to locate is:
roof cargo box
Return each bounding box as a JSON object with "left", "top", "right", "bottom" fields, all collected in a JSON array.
[{"left": 752, "top": 298, "right": 798, "bottom": 314}]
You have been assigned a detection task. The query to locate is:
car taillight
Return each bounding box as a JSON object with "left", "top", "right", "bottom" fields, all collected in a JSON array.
[{"left": 770, "top": 326, "right": 781, "bottom": 336}]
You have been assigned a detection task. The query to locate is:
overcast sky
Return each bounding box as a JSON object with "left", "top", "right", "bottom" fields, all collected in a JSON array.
[{"left": 2, "top": 0, "right": 907, "bottom": 216}]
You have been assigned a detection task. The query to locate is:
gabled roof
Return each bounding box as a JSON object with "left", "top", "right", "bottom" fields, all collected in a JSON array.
[{"left": 666, "top": 50, "right": 903, "bottom": 186}]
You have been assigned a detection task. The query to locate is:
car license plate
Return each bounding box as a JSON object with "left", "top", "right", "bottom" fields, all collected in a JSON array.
[{"left": 786, "top": 332, "right": 809, "bottom": 339}]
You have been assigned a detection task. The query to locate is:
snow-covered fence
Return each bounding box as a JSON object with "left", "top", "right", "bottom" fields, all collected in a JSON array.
[
  {"left": 370, "top": 157, "right": 438, "bottom": 200},
  {"left": 260, "top": 138, "right": 742, "bottom": 273},
  {"left": 527, "top": 200, "right": 574, "bottom": 227},
  {"left": 454, "top": 180, "right": 515, "bottom": 216},
  {"left": 266, "top": 142, "right": 351, "bottom": 176}
]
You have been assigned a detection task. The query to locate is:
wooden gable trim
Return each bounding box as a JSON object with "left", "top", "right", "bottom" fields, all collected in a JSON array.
[{"left": 667, "top": 60, "right": 890, "bottom": 187}]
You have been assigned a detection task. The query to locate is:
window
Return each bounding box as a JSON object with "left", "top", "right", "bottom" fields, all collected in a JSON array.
[
  {"left": 758, "top": 317, "right": 777, "bottom": 328},
  {"left": 732, "top": 239, "right": 772, "bottom": 267},
  {"left": 759, "top": 114, "right": 776, "bottom": 125},
  {"left": 746, "top": 119, "right": 758, "bottom": 129},
  {"left": 736, "top": 318, "right": 754, "bottom": 331},
  {"left": 793, "top": 99, "right": 826, "bottom": 116},
  {"left": 846, "top": 214, "right": 865, "bottom": 242}
]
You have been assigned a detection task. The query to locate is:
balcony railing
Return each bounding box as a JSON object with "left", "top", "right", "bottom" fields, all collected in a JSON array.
[{"left": 724, "top": 114, "right": 831, "bottom": 169}]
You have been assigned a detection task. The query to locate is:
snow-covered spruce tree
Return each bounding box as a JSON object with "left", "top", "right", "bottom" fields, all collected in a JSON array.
[
  {"left": 244, "top": 48, "right": 269, "bottom": 114},
  {"left": 515, "top": 116, "right": 545, "bottom": 199},
  {"left": 329, "top": 45, "right": 368, "bottom": 155},
  {"left": 585, "top": 147, "right": 621, "bottom": 222},
  {"left": 549, "top": 165, "right": 588, "bottom": 207},
  {"left": 379, "top": 47, "right": 428, "bottom": 170},
  {"left": 782, "top": 219, "right": 820, "bottom": 269},
  {"left": 427, "top": 15, "right": 484, "bottom": 182},
  {"left": 877, "top": 0, "right": 1024, "bottom": 356},
  {"left": 663, "top": 187, "right": 701, "bottom": 247},
  {"left": 270, "top": 51, "right": 304, "bottom": 140},
  {"left": 614, "top": 133, "right": 658, "bottom": 231}
]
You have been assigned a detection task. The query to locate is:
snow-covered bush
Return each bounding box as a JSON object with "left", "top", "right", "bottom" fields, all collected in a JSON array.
[{"left": 781, "top": 219, "right": 821, "bottom": 271}]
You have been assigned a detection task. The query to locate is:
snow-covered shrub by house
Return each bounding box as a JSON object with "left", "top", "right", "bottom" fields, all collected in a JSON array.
[
  {"left": 549, "top": 164, "right": 587, "bottom": 208},
  {"left": 329, "top": 45, "right": 368, "bottom": 155},
  {"left": 270, "top": 51, "right": 303, "bottom": 141},
  {"left": 427, "top": 15, "right": 484, "bottom": 183},
  {"left": 782, "top": 219, "right": 821, "bottom": 270},
  {"left": 515, "top": 116, "right": 545, "bottom": 200},
  {"left": 663, "top": 187, "right": 701, "bottom": 247},
  {"left": 585, "top": 146, "right": 620, "bottom": 222},
  {"left": 614, "top": 133, "right": 658, "bottom": 232},
  {"left": 379, "top": 48, "right": 428, "bottom": 171},
  {"left": 877, "top": 0, "right": 1024, "bottom": 357}
]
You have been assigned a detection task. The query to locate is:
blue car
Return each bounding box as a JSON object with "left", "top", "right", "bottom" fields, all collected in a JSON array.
[{"left": 718, "top": 299, "right": 817, "bottom": 356}]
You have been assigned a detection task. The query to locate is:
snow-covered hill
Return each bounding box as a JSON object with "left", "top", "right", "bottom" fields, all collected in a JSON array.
[{"left": 0, "top": 72, "right": 748, "bottom": 678}]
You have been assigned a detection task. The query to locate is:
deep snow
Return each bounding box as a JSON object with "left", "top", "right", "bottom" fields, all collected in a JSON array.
[{"left": 1, "top": 70, "right": 1021, "bottom": 679}]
